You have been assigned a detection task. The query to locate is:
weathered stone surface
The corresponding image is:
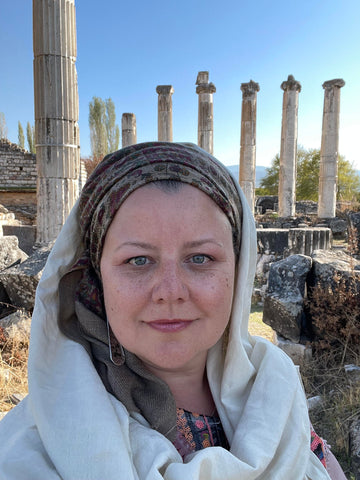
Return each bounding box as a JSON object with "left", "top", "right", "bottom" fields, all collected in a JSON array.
[
  {"left": 156, "top": 85, "right": 174, "bottom": 142},
  {"left": 279, "top": 75, "right": 301, "bottom": 217},
  {"left": 3, "top": 225, "right": 36, "bottom": 255},
  {"left": 349, "top": 417, "right": 360, "bottom": 480},
  {"left": 288, "top": 227, "right": 331, "bottom": 256},
  {"left": 239, "top": 80, "right": 260, "bottom": 214},
  {"left": 329, "top": 218, "right": 347, "bottom": 236},
  {"left": 196, "top": 71, "right": 216, "bottom": 154},
  {"left": 308, "top": 249, "right": 360, "bottom": 291},
  {"left": 0, "top": 236, "right": 28, "bottom": 271},
  {"left": 257, "top": 228, "right": 289, "bottom": 255},
  {"left": 344, "top": 364, "right": 360, "bottom": 383},
  {"left": 318, "top": 79, "right": 345, "bottom": 218},
  {"left": 307, "top": 395, "right": 323, "bottom": 411},
  {"left": 263, "top": 254, "right": 312, "bottom": 341},
  {"left": 34, "top": 0, "right": 80, "bottom": 243},
  {"left": 121, "top": 113, "right": 137, "bottom": 147},
  {"left": 0, "top": 244, "right": 51, "bottom": 311},
  {"left": 274, "top": 333, "right": 312, "bottom": 365},
  {"left": 0, "top": 310, "right": 31, "bottom": 341}
]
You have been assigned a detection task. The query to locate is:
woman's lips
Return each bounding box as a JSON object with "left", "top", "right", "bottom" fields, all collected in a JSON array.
[{"left": 147, "top": 319, "right": 194, "bottom": 333}]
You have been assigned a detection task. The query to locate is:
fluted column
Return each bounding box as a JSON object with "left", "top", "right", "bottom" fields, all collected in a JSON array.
[
  {"left": 156, "top": 85, "right": 174, "bottom": 142},
  {"left": 318, "top": 79, "right": 345, "bottom": 218},
  {"left": 239, "top": 80, "right": 260, "bottom": 214},
  {"left": 33, "top": 0, "right": 80, "bottom": 243},
  {"left": 196, "top": 71, "right": 216, "bottom": 154},
  {"left": 278, "top": 75, "right": 301, "bottom": 217},
  {"left": 121, "top": 113, "right": 137, "bottom": 147}
]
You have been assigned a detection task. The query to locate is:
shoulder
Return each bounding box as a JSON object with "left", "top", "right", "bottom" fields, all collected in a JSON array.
[{"left": 0, "top": 399, "right": 59, "bottom": 479}]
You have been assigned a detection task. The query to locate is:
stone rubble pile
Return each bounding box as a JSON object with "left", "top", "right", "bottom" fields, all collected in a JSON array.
[{"left": 263, "top": 250, "right": 360, "bottom": 476}]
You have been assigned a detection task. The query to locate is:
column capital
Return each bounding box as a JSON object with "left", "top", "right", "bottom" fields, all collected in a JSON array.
[
  {"left": 196, "top": 71, "right": 209, "bottom": 84},
  {"left": 196, "top": 71, "right": 216, "bottom": 94},
  {"left": 156, "top": 85, "right": 174, "bottom": 95},
  {"left": 241, "top": 80, "right": 260, "bottom": 97},
  {"left": 281, "top": 75, "right": 301, "bottom": 92},
  {"left": 322, "top": 78, "right": 345, "bottom": 90}
]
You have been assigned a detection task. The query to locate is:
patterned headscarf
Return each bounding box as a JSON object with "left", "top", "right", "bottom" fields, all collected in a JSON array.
[{"left": 78, "top": 142, "right": 242, "bottom": 277}]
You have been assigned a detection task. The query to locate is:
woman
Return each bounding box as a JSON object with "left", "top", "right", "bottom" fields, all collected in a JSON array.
[{"left": 0, "top": 142, "right": 343, "bottom": 478}]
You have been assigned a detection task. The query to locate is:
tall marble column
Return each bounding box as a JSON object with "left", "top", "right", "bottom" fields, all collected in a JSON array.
[
  {"left": 33, "top": 0, "right": 80, "bottom": 243},
  {"left": 196, "top": 71, "right": 216, "bottom": 154},
  {"left": 318, "top": 79, "right": 345, "bottom": 218},
  {"left": 156, "top": 85, "right": 174, "bottom": 142},
  {"left": 121, "top": 113, "right": 137, "bottom": 147},
  {"left": 278, "top": 75, "right": 301, "bottom": 217},
  {"left": 239, "top": 80, "right": 260, "bottom": 214}
]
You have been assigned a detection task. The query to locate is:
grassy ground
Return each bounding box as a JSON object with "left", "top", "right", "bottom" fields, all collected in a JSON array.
[
  {"left": 0, "top": 325, "right": 28, "bottom": 413},
  {"left": 248, "top": 305, "right": 274, "bottom": 342}
]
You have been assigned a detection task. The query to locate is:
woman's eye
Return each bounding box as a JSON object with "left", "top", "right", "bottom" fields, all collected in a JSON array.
[
  {"left": 127, "top": 256, "right": 149, "bottom": 266},
  {"left": 191, "top": 254, "right": 210, "bottom": 264}
]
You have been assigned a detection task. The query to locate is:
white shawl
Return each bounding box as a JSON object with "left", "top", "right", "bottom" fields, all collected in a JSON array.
[{"left": 0, "top": 187, "right": 330, "bottom": 479}]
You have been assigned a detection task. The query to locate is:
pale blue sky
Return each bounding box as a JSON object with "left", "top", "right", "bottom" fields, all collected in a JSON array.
[{"left": 1, "top": 0, "right": 359, "bottom": 168}]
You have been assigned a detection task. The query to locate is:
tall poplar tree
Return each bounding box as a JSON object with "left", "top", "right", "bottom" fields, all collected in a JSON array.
[
  {"left": 0, "top": 112, "right": 7, "bottom": 139},
  {"left": 18, "top": 121, "right": 25, "bottom": 148},
  {"left": 26, "top": 122, "right": 35, "bottom": 153},
  {"left": 89, "top": 96, "right": 120, "bottom": 163}
]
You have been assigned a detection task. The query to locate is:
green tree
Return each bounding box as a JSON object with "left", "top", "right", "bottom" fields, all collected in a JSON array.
[
  {"left": 18, "top": 121, "right": 25, "bottom": 149},
  {"left": 0, "top": 112, "right": 7, "bottom": 139},
  {"left": 256, "top": 154, "right": 280, "bottom": 195},
  {"left": 296, "top": 148, "right": 320, "bottom": 201},
  {"left": 256, "top": 148, "right": 360, "bottom": 202},
  {"left": 89, "top": 96, "right": 107, "bottom": 161},
  {"left": 337, "top": 156, "right": 360, "bottom": 201},
  {"left": 89, "top": 96, "right": 120, "bottom": 163},
  {"left": 26, "top": 122, "right": 35, "bottom": 153},
  {"left": 105, "top": 98, "right": 120, "bottom": 153}
]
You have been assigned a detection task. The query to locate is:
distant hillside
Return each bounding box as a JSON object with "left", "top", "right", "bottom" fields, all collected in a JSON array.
[{"left": 227, "top": 165, "right": 268, "bottom": 187}]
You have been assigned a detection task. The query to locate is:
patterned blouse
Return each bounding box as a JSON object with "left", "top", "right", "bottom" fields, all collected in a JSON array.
[{"left": 174, "top": 408, "right": 327, "bottom": 469}]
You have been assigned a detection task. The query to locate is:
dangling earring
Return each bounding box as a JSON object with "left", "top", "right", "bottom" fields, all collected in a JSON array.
[{"left": 106, "top": 318, "right": 125, "bottom": 366}]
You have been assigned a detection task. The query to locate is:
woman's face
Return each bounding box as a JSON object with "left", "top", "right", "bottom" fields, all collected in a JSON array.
[{"left": 100, "top": 183, "right": 236, "bottom": 377}]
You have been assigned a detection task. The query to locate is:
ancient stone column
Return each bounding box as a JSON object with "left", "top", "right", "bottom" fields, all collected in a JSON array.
[
  {"left": 318, "top": 79, "right": 345, "bottom": 218},
  {"left": 239, "top": 80, "right": 260, "bottom": 214},
  {"left": 196, "top": 72, "right": 216, "bottom": 154},
  {"left": 33, "top": 0, "right": 80, "bottom": 243},
  {"left": 278, "top": 75, "right": 301, "bottom": 217},
  {"left": 156, "top": 85, "right": 174, "bottom": 142},
  {"left": 121, "top": 113, "right": 137, "bottom": 147}
]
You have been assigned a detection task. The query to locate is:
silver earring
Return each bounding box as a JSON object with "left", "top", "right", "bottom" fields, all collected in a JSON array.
[{"left": 106, "top": 318, "right": 125, "bottom": 366}]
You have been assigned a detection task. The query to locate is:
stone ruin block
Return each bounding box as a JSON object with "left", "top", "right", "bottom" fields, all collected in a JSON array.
[
  {"left": 0, "top": 245, "right": 51, "bottom": 312},
  {"left": 307, "top": 249, "right": 360, "bottom": 292},
  {"left": 0, "top": 235, "right": 28, "bottom": 272},
  {"left": 288, "top": 228, "right": 331, "bottom": 256},
  {"left": 274, "top": 333, "right": 312, "bottom": 365},
  {"left": 2, "top": 225, "right": 37, "bottom": 256},
  {"left": 263, "top": 254, "right": 312, "bottom": 342},
  {"left": 257, "top": 228, "right": 289, "bottom": 255}
]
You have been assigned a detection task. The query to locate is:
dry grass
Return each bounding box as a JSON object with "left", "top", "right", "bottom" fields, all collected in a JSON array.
[
  {"left": 0, "top": 325, "right": 29, "bottom": 413},
  {"left": 301, "top": 347, "right": 360, "bottom": 479},
  {"left": 249, "top": 306, "right": 275, "bottom": 342}
]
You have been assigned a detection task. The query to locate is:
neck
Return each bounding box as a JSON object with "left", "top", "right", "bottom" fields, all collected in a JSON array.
[{"left": 145, "top": 362, "right": 215, "bottom": 415}]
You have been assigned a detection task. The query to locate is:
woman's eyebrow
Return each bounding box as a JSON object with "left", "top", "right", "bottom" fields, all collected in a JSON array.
[
  {"left": 115, "top": 241, "right": 157, "bottom": 251},
  {"left": 184, "top": 239, "right": 224, "bottom": 249}
]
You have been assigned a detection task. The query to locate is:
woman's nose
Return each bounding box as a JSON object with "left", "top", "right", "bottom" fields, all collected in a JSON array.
[{"left": 151, "top": 262, "right": 189, "bottom": 303}]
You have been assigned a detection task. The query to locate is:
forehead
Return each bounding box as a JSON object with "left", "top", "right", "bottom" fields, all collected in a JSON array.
[{"left": 107, "top": 183, "right": 233, "bottom": 238}]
